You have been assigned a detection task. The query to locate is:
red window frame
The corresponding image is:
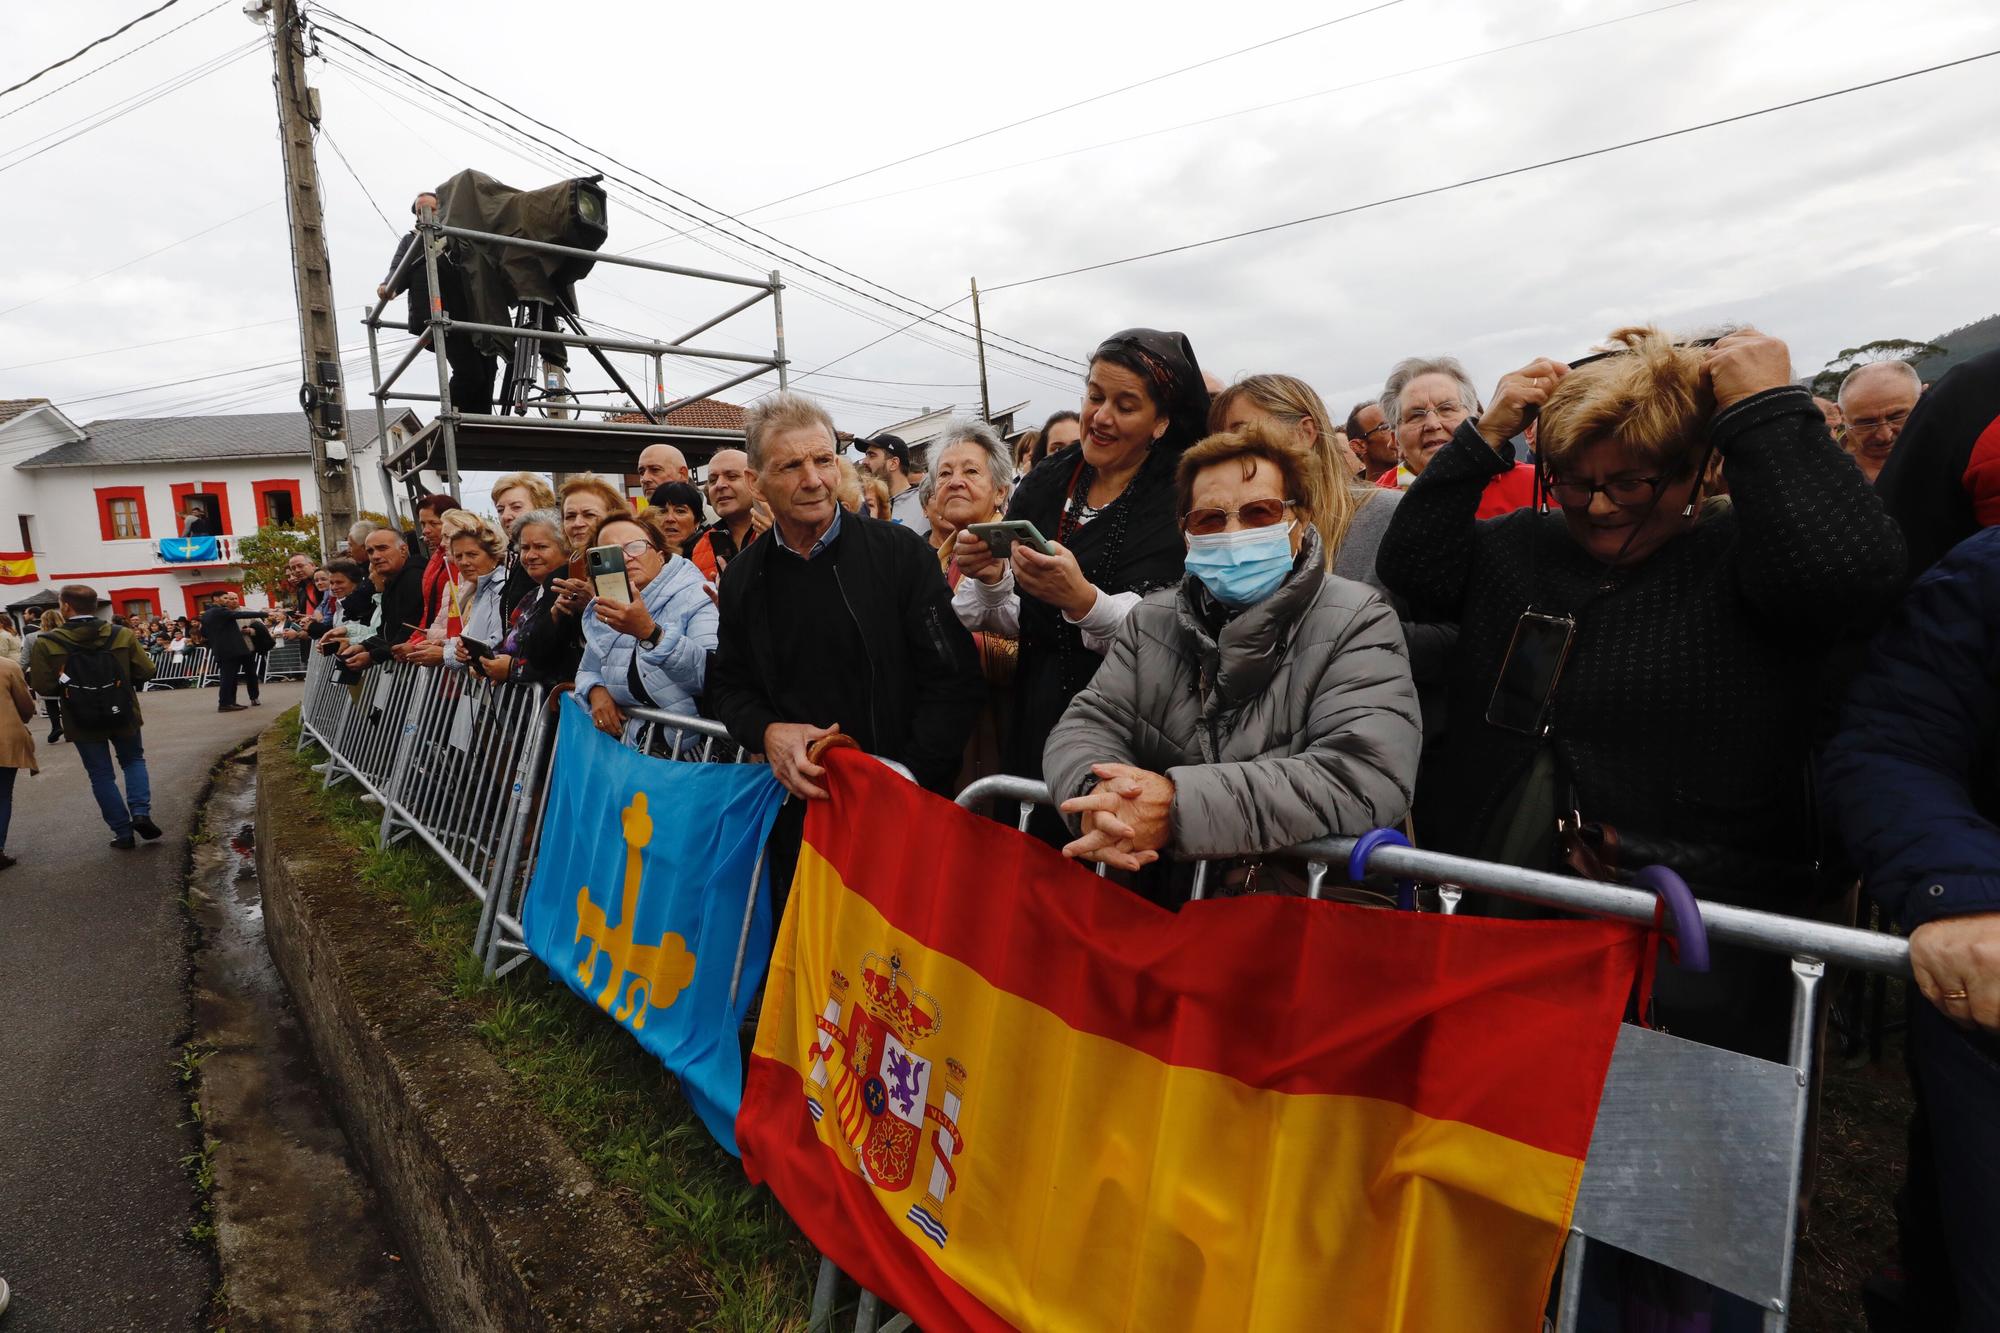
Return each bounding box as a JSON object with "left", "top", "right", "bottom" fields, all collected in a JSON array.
[
  {"left": 108, "top": 586, "right": 163, "bottom": 620},
  {"left": 252, "top": 478, "right": 304, "bottom": 528},
  {"left": 94, "top": 485, "right": 151, "bottom": 541},
  {"left": 170, "top": 481, "right": 235, "bottom": 536},
  {"left": 180, "top": 580, "right": 243, "bottom": 619}
]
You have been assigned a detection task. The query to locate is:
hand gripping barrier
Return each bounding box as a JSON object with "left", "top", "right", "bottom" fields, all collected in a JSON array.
[{"left": 947, "top": 778, "right": 1911, "bottom": 1333}]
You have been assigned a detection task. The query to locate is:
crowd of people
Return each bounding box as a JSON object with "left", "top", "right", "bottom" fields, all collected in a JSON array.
[{"left": 5, "top": 314, "right": 1993, "bottom": 1327}]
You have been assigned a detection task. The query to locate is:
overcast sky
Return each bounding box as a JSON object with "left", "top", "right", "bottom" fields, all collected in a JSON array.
[{"left": 4, "top": 0, "right": 1998, "bottom": 479}]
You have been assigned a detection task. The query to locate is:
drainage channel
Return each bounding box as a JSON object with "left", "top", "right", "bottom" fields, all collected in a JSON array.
[{"left": 185, "top": 749, "right": 430, "bottom": 1331}]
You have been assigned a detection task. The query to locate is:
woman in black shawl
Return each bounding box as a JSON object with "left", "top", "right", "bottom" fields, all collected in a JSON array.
[{"left": 953, "top": 328, "right": 1211, "bottom": 839}]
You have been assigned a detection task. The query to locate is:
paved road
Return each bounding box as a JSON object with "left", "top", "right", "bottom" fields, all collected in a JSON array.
[{"left": 0, "top": 682, "right": 299, "bottom": 1332}]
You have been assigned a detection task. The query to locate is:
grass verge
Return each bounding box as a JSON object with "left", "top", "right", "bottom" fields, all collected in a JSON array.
[{"left": 274, "top": 712, "right": 816, "bottom": 1331}]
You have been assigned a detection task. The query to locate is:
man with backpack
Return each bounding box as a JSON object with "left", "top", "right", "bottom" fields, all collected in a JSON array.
[{"left": 28, "top": 585, "right": 158, "bottom": 850}]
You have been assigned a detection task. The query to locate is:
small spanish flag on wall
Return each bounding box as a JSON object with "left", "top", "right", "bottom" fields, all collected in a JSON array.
[
  {"left": 740, "top": 750, "right": 1646, "bottom": 1333},
  {"left": 0, "top": 550, "right": 36, "bottom": 585}
]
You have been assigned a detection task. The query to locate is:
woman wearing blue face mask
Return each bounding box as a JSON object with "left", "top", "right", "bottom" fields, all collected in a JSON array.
[{"left": 1043, "top": 423, "right": 1422, "bottom": 904}]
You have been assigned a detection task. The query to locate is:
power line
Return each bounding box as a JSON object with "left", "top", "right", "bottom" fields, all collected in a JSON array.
[
  {"left": 715, "top": 0, "right": 1404, "bottom": 223},
  {"left": 764, "top": 0, "right": 1704, "bottom": 228},
  {"left": 0, "top": 0, "right": 187, "bottom": 99},
  {"left": 308, "top": 11, "right": 1084, "bottom": 375},
  {"left": 0, "top": 198, "right": 279, "bottom": 318},
  {"left": 987, "top": 46, "right": 2000, "bottom": 293},
  {"left": 0, "top": 313, "right": 296, "bottom": 372},
  {"left": 318, "top": 123, "right": 399, "bottom": 234},
  {"left": 790, "top": 296, "right": 974, "bottom": 384},
  {"left": 0, "top": 0, "right": 228, "bottom": 124}
]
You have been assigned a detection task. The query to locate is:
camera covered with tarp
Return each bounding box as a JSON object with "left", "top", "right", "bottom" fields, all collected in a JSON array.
[{"left": 433, "top": 169, "right": 609, "bottom": 356}]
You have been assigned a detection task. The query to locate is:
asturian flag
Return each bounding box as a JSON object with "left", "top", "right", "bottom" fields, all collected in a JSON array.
[
  {"left": 159, "top": 535, "right": 219, "bottom": 564},
  {"left": 521, "top": 693, "right": 789, "bottom": 1152}
]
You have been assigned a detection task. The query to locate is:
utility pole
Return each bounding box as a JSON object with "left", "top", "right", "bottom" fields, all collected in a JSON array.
[
  {"left": 970, "top": 277, "right": 992, "bottom": 423},
  {"left": 261, "top": 0, "right": 354, "bottom": 557}
]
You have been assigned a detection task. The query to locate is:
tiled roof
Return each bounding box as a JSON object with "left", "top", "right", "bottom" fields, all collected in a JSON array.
[
  {"left": 609, "top": 398, "right": 747, "bottom": 431},
  {"left": 17, "top": 412, "right": 311, "bottom": 468},
  {"left": 0, "top": 397, "right": 51, "bottom": 427}
]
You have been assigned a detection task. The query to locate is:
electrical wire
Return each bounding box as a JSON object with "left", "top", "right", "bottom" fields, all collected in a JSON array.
[
  {"left": 308, "top": 11, "right": 1084, "bottom": 374},
  {"left": 697, "top": 0, "right": 1404, "bottom": 224},
  {"left": 0, "top": 314, "right": 298, "bottom": 373},
  {"left": 0, "top": 0, "right": 188, "bottom": 99},
  {"left": 0, "top": 0, "right": 228, "bottom": 124},
  {"left": 0, "top": 198, "right": 280, "bottom": 318},
  {"left": 986, "top": 45, "right": 2000, "bottom": 293},
  {"left": 318, "top": 123, "right": 399, "bottom": 235},
  {"left": 763, "top": 0, "right": 1706, "bottom": 228}
]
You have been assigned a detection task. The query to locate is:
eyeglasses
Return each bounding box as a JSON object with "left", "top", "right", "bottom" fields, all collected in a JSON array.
[
  {"left": 1844, "top": 409, "right": 1910, "bottom": 437},
  {"left": 1548, "top": 475, "right": 1670, "bottom": 508},
  {"left": 1399, "top": 402, "right": 1466, "bottom": 428},
  {"left": 618, "top": 538, "right": 656, "bottom": 557},
  {"left": 1182, "top": 498, "right": 1297, "bottom": 535},
  {"left": 1359, "top": 422, "right": 1393, "bottom": 440}
]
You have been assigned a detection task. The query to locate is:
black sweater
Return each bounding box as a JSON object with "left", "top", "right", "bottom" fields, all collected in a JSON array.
[
  {"left": 709, "top": 513, "right": 984, "bottom": 794},
  {"left": 1377, "top": 386, "right": 1906, "bottom": 904}
]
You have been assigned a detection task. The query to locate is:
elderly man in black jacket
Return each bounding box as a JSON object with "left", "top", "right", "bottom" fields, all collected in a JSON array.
[
  {"left": 199, "top": 591, "right": 268, "bottom": 712},
  {"left": 326, "top": 528, "right": 425, "bottom": 670},
  {"left": 709, "top": 391, "right": 983, "bottom": 799}
]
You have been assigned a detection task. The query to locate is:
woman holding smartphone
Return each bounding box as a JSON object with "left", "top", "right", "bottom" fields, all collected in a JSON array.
[
  {"left": 476, "top": 509, "right": 584, "bottom": 686},
  {"left": 423, "top": 510, "right": 509, "bottom": 672},
  {"left": 953, "top": 328, "right": 1211, "bottom": 839},
  {"left": 573, "top": 510, "right": 717, "bottom": 740}
]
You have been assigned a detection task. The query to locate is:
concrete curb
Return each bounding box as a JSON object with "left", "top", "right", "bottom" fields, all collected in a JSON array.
[{"left": 255, "top": 729, "right": 700, "bottom": 1331}]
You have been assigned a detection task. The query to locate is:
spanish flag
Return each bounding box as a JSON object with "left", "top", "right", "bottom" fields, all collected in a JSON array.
[
  {"left": 739, "top": 752, "right": 1646, "bottom": 1332},
  {"left": 0, "top": 550, "right": 35, "bottom": 585}
]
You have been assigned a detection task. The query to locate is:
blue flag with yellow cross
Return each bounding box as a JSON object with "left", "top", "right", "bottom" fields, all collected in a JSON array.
[{"left": 522, "top": 693, "right": 788, "bottom": 1153}]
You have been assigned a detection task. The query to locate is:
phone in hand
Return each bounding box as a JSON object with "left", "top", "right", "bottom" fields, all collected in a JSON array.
[
  {"left": 587, "top": 544, "right": 632, "bottom": 604},
  {"left": 459, "top": 636, "right": 494, "bottom": 661},
  {"left": 567, "top": 550, "right": 588, "bottom": 582},
  {"left": 965, "top": 519, "right": 1055, "bottom": 560}
]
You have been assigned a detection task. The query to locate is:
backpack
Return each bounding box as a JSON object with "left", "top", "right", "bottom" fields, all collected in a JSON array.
[{"left": 59, "top": 629, "right": 138, "bottom": 731}]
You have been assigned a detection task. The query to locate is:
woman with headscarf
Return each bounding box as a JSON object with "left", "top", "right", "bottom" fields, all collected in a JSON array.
[{"left": 954, "top": 328, "right": 1211, "bottom": 834}]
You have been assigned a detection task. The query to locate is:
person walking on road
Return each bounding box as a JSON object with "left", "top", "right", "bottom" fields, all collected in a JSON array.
[
  {"left": 199, "top": 591, "right": 266, "bottom": 712},
  {"left": 28, "top": 585, "right": 158, "bottom": 849},
  {"left": 0, "top": 651, "right": 37, "bottom": 871}
]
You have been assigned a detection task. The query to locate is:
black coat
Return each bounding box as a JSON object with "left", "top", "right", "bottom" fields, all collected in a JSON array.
[
  {"left": 709, "top": 513, "right": 984, "bottom": 794},
  {"left": 199, "top": 606, "right": 263, "bottom": 661},
  {"left": 362, "top": 558, "right": 427, "bottom": 663},
  {"left": 1001, "top": 442, "right": 1189, "bottom": 780},
  {"left": 512, "top": 574, "right": 585, "bottom": 686},
  {"left": 1874, "top": 345, "right": 2000, "bottom": 579}
]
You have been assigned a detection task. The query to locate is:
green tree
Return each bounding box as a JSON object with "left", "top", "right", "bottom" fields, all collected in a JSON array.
[
  {"left": 1809, "top": 338, "right": 1946, "bottom": 398},
  {"left": 235, "top": 514, "right": 320, "bottom": 598}
]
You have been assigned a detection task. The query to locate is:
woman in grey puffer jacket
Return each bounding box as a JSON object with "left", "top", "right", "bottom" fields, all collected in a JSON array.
[{"left": 1044, "top": 425, "right": 1421, "bottom": 892}]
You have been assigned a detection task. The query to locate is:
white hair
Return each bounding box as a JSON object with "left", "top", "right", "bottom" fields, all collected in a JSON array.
[
  {"left": 1379, "top": 355, "right": 1484, "bottom": 426},
  {"left": 918, "top": 417, "right": 1014, "bottom": 509},
  {"left": 743, "top": 391, "right": 838, "bottom": 471},
  {"left": 1837, "top": 359, "right": 1922, "bottom": 408}
]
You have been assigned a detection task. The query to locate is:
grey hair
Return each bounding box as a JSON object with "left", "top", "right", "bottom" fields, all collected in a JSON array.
[
  {"left": 918, "top": 417, "right": 1014, "bottom": 511},
  {"left": 743, "top": 391, "right": 838, "bottom": 471},
  {"left": 347, "top": 518, "right": 384, "bottom": 542},
  {"left": 1837, "top": 358, "right": 1922, "bottom": 408},
  {"left": 510, "top": 506, "right": 567, "bottom": 550},
  {"left": 1379, "top": 355, "right": 1484, "bottom": 426}
]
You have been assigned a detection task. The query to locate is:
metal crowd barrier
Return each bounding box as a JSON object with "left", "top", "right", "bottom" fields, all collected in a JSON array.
[
  {"left": 950, "top": 775, "right": 1912, "bottom": 1333},
  {"left": 144, "top": 645, "right": 213, "bottom": 689},
  {"left": 262, "top": 638, "right": 309, "bottom": 681}
]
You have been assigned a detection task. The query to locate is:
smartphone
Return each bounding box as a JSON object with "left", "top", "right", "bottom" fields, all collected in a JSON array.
[
  {"left": 459, "top": 636, "right": 494, "bottom": 661},
  {"left": 1485, "top": 611, "right": 1577, "bottom": 737},
  {"left": 587, "top": 544, "right": 632, "bottom": 603},
  {"left": 566, "top": 550, "right": 588, "bottom": 582},
  {"left": 965, "top": 519, "right": 1054, "bottom": 560}
]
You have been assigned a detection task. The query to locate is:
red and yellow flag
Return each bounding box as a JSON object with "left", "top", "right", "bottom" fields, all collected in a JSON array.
[
  {"left": 0, "top": 550, "right": 36, "bottom": 585},
  {"left": 739, "top": 751, "right": 1644, "bottom": 1332}
]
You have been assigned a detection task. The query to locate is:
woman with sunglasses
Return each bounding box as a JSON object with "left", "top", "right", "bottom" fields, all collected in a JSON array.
[
  {"left": 573, "top": 510, "right": 718, "bottom": 740},
  {"left": 1377, "top": 326, "right": 1904, "bottom": 1064},
  {"left": 1043, "top": 423, "right": 1420, "bottom": 901}
]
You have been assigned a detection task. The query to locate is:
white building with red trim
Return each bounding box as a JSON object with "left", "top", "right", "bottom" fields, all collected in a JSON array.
[{"left": 0, "top": 399, "right": 404, "bottom": 621}]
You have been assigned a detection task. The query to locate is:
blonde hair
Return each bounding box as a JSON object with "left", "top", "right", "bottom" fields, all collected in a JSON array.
[
  {"left": 440, "top": 508, "right": 506, "bottom": 562},
  {"left": 558, "top": 472, "right": 629, "bottom": 518},
  {"left": 489, "top": 471, "right": 557, "bottom": 510},
  {"left": 835, "top": 456, "right": 863, "bottom": 513},
  {"left": 1207, "top": 374, "right": 1366, "bottom": 569},
  {"left": 1539, "top": 326, "right": 1715, "bottom": 476}
]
